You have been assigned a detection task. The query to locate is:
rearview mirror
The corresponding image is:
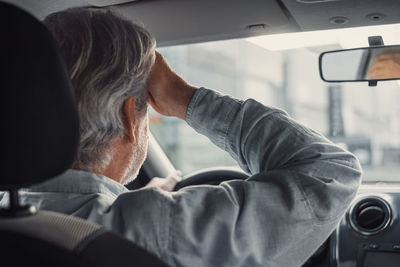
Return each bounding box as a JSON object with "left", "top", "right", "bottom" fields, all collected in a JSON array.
[{"left": 319, "top": 45, "right": 400, "bottom": 83}]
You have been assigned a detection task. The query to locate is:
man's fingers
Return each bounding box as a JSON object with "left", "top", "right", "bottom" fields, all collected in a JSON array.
[
  {"left": 161, "top": 171, "right": 183, "bottom": 191},
  {"left": 144, "top": 171, "right": 183, "bottom": 192},
  {"left": 169, "top": 170, "right": 183, "bottom": 182},
  {"left": 161, "top": 177, "right": 179, "bottom": 191}
]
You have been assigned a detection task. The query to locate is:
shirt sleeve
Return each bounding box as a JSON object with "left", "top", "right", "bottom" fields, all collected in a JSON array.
[{"left": 116, "top": 88, "right": 362, "bottom": 267}]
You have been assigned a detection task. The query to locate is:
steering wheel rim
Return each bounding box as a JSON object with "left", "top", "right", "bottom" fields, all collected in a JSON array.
[{"left": 173, "top": 167, "right": 249, "bottom": 191}]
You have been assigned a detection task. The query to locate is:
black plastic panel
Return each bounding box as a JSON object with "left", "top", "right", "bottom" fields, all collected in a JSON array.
[{"left": 332, "top": 185, "right": 400, "bottom": 267}]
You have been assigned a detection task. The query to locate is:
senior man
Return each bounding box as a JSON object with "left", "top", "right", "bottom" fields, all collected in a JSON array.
[{"left": 11, "top": 8, "right": 361, "bottom": 267}]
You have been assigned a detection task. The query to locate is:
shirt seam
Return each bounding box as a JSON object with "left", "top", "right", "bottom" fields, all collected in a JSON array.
[
  {"left": 166, "top": 197, "right": 177, "bottom": 267},
  {"left": 223, "top": 97, "right": 241, "bottom": 151},
  {"left": 293, "top": 170, "right": 350, "bottom": 226},
  {"left": 292, "top": 170, "right": 317, "bottom": 226},
  {"left": 20, "top": 188, "right": 124, "bottom": 197}
]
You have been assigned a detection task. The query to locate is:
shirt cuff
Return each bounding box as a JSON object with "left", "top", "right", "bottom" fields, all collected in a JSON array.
[
  {"left": 185, "top": 87, "right": 241, "bottom": 151},
  {"left": 185, "top": 87, "right": 206, "bottom": 125}
]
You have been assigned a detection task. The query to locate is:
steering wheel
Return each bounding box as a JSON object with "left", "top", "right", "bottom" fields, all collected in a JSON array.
[{"left": 173, "top": 167, "right": 249, "bottom": 191}]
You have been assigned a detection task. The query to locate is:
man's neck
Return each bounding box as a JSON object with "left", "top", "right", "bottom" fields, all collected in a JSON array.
[{"left": 72, "top": 138, "right": 134, "bottom": 184}]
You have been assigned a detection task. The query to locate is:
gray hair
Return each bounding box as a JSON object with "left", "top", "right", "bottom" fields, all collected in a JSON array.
[{"left": 44, "top": 8, "right": 156, "bottom": 170}]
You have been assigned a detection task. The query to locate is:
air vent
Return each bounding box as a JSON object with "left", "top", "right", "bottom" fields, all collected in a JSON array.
[{"left": 349, "top": 197, "right": 392, "bottom": 236}]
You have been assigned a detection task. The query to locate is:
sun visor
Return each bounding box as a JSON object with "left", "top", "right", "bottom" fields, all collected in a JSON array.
[{"left": 113, "top": 0, "right": 289, "bottom": 46}]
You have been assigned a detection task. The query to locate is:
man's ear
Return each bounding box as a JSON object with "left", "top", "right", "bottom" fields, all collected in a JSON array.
[{"left": 122, "top": 96, "right": 136, "bottom": 144}]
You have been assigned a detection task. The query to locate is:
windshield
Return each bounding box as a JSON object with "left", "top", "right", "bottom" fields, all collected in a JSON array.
[{"left": 150, "top": 24, "right": 400, "bottom": 183}]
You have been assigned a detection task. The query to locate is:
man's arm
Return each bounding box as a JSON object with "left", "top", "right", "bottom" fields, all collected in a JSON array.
[{"left": 122, "top": 52, "right": 362, "bottom": 266}]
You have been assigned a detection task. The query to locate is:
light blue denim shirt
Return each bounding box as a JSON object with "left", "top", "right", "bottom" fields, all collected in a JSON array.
[{"left": 0, "top": 88, "right": 362, "bottom": 267}]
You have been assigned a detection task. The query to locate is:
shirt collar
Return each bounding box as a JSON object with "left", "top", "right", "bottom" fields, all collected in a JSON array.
[{"left": 23, "top": 169, "right": 129, "bottom": 197}]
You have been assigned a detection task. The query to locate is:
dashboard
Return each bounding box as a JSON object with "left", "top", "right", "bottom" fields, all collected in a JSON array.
[
  {"left": 332, "top": 183, "right": 400, "bottom": 267},
  {"left": 307, "top": 184, "right": 400, "bottom": 267}
]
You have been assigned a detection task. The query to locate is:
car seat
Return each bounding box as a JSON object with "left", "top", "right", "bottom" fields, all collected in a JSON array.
[{"left": 0, "top": 2, "right": 168, "bottom": 266}]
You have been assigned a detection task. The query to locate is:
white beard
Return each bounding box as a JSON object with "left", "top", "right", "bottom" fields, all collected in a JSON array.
[
  {"left": 122, "top": 140, "right": 148, "bottom": 185},
  {"left": 121, "top": 114, "right": 149, "bottom": 185}
]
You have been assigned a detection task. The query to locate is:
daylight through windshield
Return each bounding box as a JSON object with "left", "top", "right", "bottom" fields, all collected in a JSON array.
[{"left": 150, "top": 25, "right": 400, "bottom": 183}]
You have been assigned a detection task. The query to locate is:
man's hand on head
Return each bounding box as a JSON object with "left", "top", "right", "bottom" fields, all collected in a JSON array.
[
  {"left": 368, "top": 52, "right": 400, "bottom": 80},
  {"left": 144, "top": 170, "right": 182, "bottom": 192},
  {"left": 146, "top": 52, "right": 197, "bottom": 120}
]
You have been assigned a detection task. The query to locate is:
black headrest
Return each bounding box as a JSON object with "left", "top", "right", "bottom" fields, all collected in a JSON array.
[{"left": 0, "top": 3, "right": 79, "bottom": 190}]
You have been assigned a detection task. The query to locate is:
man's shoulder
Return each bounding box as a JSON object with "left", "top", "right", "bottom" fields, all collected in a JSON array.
[{"left": 26, "top": 169, "right": 128, "bottom": 197}]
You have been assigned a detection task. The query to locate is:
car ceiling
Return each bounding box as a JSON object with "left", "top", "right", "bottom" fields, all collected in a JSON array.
[{"left": 3, "top": 0, "right": 400, "bottom": 46}]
